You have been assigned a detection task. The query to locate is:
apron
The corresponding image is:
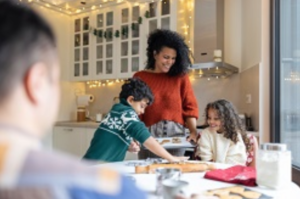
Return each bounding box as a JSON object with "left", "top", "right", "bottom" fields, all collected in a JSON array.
[{"left": 138, "top": 120, "right": 187, "bottom": 159}]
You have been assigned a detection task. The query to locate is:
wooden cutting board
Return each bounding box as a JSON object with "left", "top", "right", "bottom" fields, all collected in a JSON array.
[{"left": 135, "top": 162, "right": 216, "bottom": 174}]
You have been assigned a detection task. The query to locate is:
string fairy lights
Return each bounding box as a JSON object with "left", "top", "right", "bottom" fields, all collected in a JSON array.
[
  {"left": 22, "top": 0, "right": 163, "bottom": 16},
  {"left": 86, "top": 79, "right": 125, "bottom": 89}
]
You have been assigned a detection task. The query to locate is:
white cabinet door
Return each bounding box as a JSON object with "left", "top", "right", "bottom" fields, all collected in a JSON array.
[
  {"left": 71, "top": 15, "right": 93, "bottom": 81},
  {"left": 53, "top": 126, "right": 86, "bottom": 159},
  {"left": 82, "top": 128, "right": 97, "bottom": 155}
]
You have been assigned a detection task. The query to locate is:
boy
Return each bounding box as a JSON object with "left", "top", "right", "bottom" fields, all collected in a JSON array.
[{"left": 83, "top": 78, "right": 186, "bottom": 162}]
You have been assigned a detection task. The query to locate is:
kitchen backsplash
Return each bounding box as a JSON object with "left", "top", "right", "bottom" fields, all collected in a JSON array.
[{"left": 85, "top": 65, "right": 259, "bottom": 131}]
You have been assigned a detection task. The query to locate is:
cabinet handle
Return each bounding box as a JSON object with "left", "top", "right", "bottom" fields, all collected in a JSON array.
[{"left": 63, "top": 128, "right": 73, "bottom": 132}]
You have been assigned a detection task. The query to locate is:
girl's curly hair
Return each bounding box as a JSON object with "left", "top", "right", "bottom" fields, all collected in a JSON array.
[
  {"left": 204, "top": 99, "right": 250, "bottom": 150},
  {"left": 145, "top": 29, "right": 192, "bottom": 76}
]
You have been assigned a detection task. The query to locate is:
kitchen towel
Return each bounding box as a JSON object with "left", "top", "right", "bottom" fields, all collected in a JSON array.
[
  {"left": 76, "top": 94, "right": 94, "bottom": 107},
  {"left": 204, "top": 165, "right": 257, "bottom": 186}
]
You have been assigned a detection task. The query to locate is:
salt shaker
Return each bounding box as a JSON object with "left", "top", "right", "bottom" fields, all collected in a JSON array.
[{"left": 256, "top": 143, "right": 291, "bottom": 189}]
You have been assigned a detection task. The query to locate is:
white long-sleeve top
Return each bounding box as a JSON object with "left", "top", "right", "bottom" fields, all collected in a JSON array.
[{"left": 196, "top": 128, "right": 247, "bottom": 165}]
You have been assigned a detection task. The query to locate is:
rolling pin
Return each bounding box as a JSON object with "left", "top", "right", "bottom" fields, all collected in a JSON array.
[{"left": 135, "top": 162, "right": 216, "bottom": 174}]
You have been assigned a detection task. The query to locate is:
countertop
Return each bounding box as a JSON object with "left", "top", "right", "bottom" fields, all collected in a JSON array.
[
  {"left": 55, "top": 120, "right": 100, "bottom": 128},
  {"left": 54, "top": 121, "right": 259, "bottom": 137}
]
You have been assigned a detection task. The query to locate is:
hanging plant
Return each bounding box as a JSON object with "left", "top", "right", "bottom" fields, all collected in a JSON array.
[
  {"left": 98, "top": 30, "right": 103, "bottom": 38},
  {"left": 108, "top": 31, "right": 113, "bottom": 39},
  {"left": 93, "top": 29, "right": 98, "bottom": 36},
  {"left": 138, "top": 16, "right": 142, "bottom": 24},
  {"left": 115, "top": 30, "right": 120, "bottom": 38},
  {"left": 122, "top": 26, "right": 128, "bottom": 36},
  {"left": 131, "top": 23, "right": 136, "bottom": 31},
  {"left": 145, "top": 10, "right": 150, "bottom": 18}
]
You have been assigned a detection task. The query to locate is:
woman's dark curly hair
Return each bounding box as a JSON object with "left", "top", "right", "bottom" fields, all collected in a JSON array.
[
  {"left": 204, "top": 99, "right": 250, "bottom": 150},
  {"left": 119, "top": 77, "right": 154, "bottom": 105},
  {"left": 145, "top": 29, "right": 192, "bottom": 76}
]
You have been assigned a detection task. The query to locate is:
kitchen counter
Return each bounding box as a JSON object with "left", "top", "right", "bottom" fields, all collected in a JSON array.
[
  {"left": 55, "top": 121, "right": 259, "bottom": 137},
  {"left": 55, "top": 121, "right": 100, "bottom": 128}
]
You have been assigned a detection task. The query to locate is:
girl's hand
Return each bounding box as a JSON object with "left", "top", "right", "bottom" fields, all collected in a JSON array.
[
  {"left": 187, "top": 132, "right": 198, "bottom": 143},
  {"left": 128, "top": 141, "right": 140, "bottom": 153}
]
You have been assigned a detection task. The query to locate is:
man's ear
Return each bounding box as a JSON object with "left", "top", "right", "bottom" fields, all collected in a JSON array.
[
  {"left": 126, "top": 96, "right": 134, "bottom": 105},
  {"left": 24, "top": 62, "right": 48, "bottom": 105}
]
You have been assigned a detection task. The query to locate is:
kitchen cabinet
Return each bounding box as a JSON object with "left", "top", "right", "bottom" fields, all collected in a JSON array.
[
  {"left": 69, "top": 0, "right": 178, "bottom": 81},
  {"left": 193, "top": 0, "right": 224, "bottom": 63},
  {"left": 52, "top": 124, "right": 139, "bottom": 161},
  {"left": 71, "top": 15, "right": 93, "bottom": 81},
  {"left": 93, "top": 8, "right": 118, "bottom": 80},
  {"left": 83, "top": 128, "right": 96, "bottom": 154},
  {"left": 53, "top": 126, "right": 94, "bottom": 159}
]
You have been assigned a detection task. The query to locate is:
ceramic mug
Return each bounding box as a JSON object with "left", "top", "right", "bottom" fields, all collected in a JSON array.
[
  {"left": 155, "top": 168, "right": 181, "bottom": 196},
  {"left": 96, "top": 113, "right": 102, "bottom": 122},
  {"left": 162, "top": 179, "right": 189, "bottom": 199}
]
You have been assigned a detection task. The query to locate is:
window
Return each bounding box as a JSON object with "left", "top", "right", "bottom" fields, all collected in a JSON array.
[{"left": 271, "top": 0, "right": 300, "bottom": 185}]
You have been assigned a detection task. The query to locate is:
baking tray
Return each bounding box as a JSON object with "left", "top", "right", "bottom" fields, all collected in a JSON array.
[{"left": 204, "top": 186, "right": 272, "bottom": 199}]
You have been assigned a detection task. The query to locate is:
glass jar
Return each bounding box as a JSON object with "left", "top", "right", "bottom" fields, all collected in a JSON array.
[
  {"left": 256, "top": 143, "right": 291, "bottom": 189},
  {"left": 77, "top": 107, "right": 86, "bottom": 122}
]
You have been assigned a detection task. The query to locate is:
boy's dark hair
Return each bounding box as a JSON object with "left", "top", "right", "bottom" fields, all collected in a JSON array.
[
  {"left": 205, "top": 99, "right": 249, "bottom": 146},
  {"left": 119, "top": 78, "right": 154, "bottom": 105},
  {"left": 145, "top": 29, "right": 192, "bottom": 77},
  {"left": 0, "top": 0, "right": 56, "bottom": 102}
]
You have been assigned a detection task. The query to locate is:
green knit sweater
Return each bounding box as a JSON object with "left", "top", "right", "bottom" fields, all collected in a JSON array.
[{"left": 83, "top": 99, "right": 151, "bottom": 162}]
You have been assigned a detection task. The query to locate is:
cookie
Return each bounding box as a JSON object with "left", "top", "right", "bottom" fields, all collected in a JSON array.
[
  {"left": 219, "top": 195, "right": 242, "bottom": 199},
  {"left": 240, "top": 191, "right": 261, "bottom": 199},
  {"left": 226, "top": 186, "right": 245, "bottom": 194},
  {"left": 213, "top": 189, "right": 230, "bottom": 196},
  {"left": 160, "top": 139, "right": 170, "bottom": 145},
  {"left": 172, "top": 137, "right": 181, "bottom": 143}
]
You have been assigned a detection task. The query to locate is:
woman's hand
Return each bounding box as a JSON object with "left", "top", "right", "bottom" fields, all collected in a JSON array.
[{"left": 128, "top": 140, "right": 140, "bottom": 153}]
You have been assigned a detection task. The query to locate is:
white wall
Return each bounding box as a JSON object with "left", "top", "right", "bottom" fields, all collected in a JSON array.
[
  {"left": 31, "top": 5, "right": 85, "bottom": 121},
  {"left": 241, "top": 0, "right": 262, "bottom": 71},
  {"left": 224, "top": 0, "right": 261, "bottom": 71},
  {"left": 224, "top": 0, "right": 242, "bottom": 68}
]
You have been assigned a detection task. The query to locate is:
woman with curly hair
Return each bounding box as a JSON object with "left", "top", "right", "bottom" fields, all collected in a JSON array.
[
  {"left": 195, "top": 99, "right": 249, "bottom": 165},
  {"left": 133, "top": 29, "right": 199, "bottom": 159}
]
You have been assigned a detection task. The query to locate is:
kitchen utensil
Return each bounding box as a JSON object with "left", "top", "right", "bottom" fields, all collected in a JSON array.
[
  {"left": 155, "top": 168, "right": 181, "bottom": 195},
  {"left": 162, "top": 179, "right": 189, "bottom": 199}
]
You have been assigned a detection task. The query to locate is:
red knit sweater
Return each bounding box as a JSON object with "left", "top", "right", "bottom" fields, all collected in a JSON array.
[{"left": 133, "top": 71, "right": 199, "bottom": 127}]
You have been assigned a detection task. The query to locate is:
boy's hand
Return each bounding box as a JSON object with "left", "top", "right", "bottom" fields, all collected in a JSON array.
[
  {"left": 128, "top": 141, "right": 140, "bottom": 153},
  {"left": 170, "top": 156, "right": 189, "bottom": 162}
]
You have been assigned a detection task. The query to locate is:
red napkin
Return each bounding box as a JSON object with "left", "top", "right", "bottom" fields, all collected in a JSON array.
[{"left": 204, "top": 165, "right": 257, "bottom": 186}]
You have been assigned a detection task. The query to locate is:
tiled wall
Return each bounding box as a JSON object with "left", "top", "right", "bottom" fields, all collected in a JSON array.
[
  {"left": 238, "top": 64, "right": 259, "bottom": 131},
  {"left": 85, "top": 65, "right": 259, "bottom": 130}
]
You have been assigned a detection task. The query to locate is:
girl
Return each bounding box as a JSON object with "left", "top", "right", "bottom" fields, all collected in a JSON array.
[{"left": 195, "top": 99, "right": 249, "bottom": 165}]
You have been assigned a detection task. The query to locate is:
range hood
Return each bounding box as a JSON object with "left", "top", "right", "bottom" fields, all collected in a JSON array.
[
  {"left": 189, "top": 0, "right": 239, "bottom": 79},
  {"left": 190, "top": 61, "right": 239, "bottom": 79}
]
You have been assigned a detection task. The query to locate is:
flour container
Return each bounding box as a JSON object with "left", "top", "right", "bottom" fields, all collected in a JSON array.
[{"left": 256, "top": 143, "right": 291, "bottom": 189}]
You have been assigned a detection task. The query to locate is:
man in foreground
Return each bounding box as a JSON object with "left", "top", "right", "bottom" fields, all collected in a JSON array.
[{"left": 0, "top": 1, "right": 145, "bottom": 198}]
